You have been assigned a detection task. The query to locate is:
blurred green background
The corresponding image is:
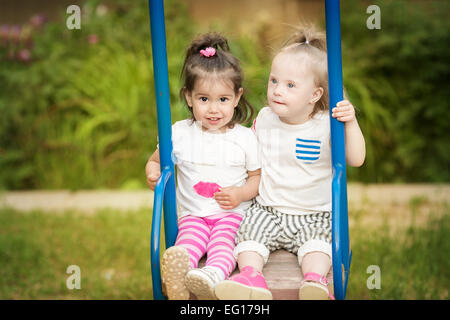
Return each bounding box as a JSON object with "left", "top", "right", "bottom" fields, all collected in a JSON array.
[
  {"left": 0, "top": 0, "right": 449, "bottom": 301},
  {"left": 1, "top": 0, "right": 449, "bottom": 190}
]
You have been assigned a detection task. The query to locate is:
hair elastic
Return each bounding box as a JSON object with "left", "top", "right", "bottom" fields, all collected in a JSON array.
[{"left": 200, "top": 47, "right": 216, "bottom": 57}]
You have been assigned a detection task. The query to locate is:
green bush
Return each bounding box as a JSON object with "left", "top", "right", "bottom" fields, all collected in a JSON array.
[
  {"left": 0, "top": 0, "right": 448, "bottom": 189},
  {"left": 0, "top": 0, "right": 271, "bottom": 190},
  {"left": 341, "top": 0, "right": 450, "bottom": 182},
  {"left": 0, "top": 0, "right": 193, "bottom": 189}
]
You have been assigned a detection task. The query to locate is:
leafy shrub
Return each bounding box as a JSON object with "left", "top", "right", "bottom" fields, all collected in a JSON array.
[
  {"left": 340, "top": 0, "right": 450, "bottom": 182},
  {"left": 0, "top": 0, "right": 269, "bottom": 189},
  {"left": 0, "top": 0, "right": 189, "bottom": 189},
  {"left": 0, "top": 0, "right": 448, "bottom": 189}
]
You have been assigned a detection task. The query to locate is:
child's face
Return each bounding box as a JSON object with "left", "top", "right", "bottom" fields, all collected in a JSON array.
[
  {"left": 267, "top": 52, "right": 323, "bottom": 124},
  {"left": 185, "top": 76, "right": 243, "bottom": 132}
]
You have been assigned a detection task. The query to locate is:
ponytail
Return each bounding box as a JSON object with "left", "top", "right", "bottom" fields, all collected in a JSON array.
[{"left": 282, "top": 27, "right": 327, "bottom": 52}]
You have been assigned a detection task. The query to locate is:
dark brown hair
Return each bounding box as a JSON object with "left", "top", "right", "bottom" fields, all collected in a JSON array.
[{"left": 179, "top": 32, "right": 254, "bottom": 126}]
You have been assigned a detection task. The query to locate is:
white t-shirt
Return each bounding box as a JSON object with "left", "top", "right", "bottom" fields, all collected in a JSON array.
[
  {"left": 253, "top": 107, "right": 332, "bottom": 215},
  {"left": 165, "top": 120, "right": 260, "bottom": 218}
]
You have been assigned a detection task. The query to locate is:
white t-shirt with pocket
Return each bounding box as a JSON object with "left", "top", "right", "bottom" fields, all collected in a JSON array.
[{"left": 253, "top": 107, "right": 332, "bottom": 215}]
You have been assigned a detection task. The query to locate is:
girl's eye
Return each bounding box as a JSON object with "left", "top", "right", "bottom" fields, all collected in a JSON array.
[
  {"left": 200, "top": 97, "right": 208, "bottom": 102},
  {"left": 271, "top": 78, "right": 277, "bottom": 84},
  {"left": 288, "top": 83, "right": 295, "bottom": 88},
  {"left": 220, "top": 97, "right": 228, "bottom": 102}
]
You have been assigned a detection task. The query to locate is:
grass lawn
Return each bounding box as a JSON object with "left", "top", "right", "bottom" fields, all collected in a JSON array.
[
  {"left": 0, "top": 208, "right": 155, "bottom": 299},
  {"left": 0, "top": 201, "right": 448, "bottom": 300}
]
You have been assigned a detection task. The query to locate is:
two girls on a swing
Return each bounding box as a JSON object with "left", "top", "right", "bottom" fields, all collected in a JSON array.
[{"left": 145, "top": 27, "right": 365, "bottom": 300}]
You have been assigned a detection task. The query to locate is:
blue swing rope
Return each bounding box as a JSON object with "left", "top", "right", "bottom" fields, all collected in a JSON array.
[{"left": 148, "top": 0, "right": 351, "bottom": 300}]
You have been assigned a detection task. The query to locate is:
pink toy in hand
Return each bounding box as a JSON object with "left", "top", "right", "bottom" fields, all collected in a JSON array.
[{"left": 193, "top": 181, "right": 222, "bottom": 198}]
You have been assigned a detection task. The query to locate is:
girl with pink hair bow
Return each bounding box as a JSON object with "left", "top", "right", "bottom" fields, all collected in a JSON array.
[{"left": 145, "top": 33, "right": 260, "bottom": 300}]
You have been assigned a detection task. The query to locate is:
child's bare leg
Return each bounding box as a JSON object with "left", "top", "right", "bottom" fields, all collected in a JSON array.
[
  {"left": 237, "top": 251, "right": 265, "bottom": 272},
  {"left": 301, "top": 251, "right": 331, "bottom": 276}
]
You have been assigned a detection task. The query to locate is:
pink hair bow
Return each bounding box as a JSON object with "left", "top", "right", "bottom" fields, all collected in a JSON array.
[{"left": 200, "top": 47, "right": 216, "bottom": 57}]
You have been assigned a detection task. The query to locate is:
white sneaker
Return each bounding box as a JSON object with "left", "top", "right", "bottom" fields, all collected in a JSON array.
[{"left": 185, "top": 267, "right": 224, "bottom": 300}]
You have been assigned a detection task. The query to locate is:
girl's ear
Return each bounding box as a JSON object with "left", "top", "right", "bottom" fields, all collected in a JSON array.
[
  {"left": 234, "top": 87, "right": 244, "bottom": 108},
  {"left": 184, "top": 87, "right": 193, "bottom": 107},
  {"left": 310, "top": 87, "right": 324, "bottom": 104}
]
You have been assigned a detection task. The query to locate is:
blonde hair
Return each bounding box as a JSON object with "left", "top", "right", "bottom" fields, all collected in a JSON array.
[{"left": 277, "top": 26, "right": 329, "bottom": 117}]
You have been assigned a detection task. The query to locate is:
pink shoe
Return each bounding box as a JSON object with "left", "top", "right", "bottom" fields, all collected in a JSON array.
[
  {"left": 299, "top": 272, "right": 335, "bottom": 300},
  {"left": 215, "top": 266, "right": 273, "bottom": 300}
]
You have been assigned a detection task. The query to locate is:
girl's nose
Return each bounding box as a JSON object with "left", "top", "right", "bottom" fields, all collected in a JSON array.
[
  {"left": 273, "top": 85, "right": 282, "bottom": 96},
  {"left": 208, "top": 103, "right": 219, "bottom": 113}
]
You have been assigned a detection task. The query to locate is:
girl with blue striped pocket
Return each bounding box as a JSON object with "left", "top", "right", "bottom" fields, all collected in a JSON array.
[{"left": 215, "top": 26, "right": 366, "bottom": 300}]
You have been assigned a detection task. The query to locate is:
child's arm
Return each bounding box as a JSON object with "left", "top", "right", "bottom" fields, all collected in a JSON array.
[
  {"left": 331, "top": 100, "right": 366, "bottom": 167},
  {"left": 213, "top": 169, "right": 261, "bottom": 210},
  {"left": 145, "top": 149, "right": 161, "bottom": 190}
]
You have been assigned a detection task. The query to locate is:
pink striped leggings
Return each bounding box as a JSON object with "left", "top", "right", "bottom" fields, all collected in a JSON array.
[{"left": 174, "top": 213, "right": 243, "bottom": 277}]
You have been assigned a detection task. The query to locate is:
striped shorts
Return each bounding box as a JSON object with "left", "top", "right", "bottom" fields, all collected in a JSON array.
[{"left": 234, "top": 201, "right": 332, "bottom": 266}]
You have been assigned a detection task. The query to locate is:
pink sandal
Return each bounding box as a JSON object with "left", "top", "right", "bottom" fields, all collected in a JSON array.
[
  {"left": 299, "top": 272, "right": 335, "bottom": 300},
  {"left": 215, "top": 266, "right": 273, "bottom": 300}
]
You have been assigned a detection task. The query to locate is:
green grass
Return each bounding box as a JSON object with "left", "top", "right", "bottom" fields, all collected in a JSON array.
[
  {"left": 0, "top": 208, "right": 156, "bottom": 299},
  {"left": 347, "top": 203, "right": 449, "bottom": 299},
  {"left": 0, "top": 205, "right": 448, "bottom": 300}
]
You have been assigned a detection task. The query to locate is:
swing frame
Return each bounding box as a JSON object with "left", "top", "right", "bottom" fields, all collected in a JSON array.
[{"left": 148, "top": 0, "right": 351, "bottom": 300}]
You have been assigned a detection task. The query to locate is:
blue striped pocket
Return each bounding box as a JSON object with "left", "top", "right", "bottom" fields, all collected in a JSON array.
[{"left": 295, "top": 138, "right": 321, "bottom": 164}]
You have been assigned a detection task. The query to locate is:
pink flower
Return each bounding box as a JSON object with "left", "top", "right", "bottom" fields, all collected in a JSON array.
[
  {"left": 17, "top": 49, "right": 31, "bottom": 62},
  {"left": 88, "top": 34, "right": 99, "bottom": 45},
  {"left": 0, "top": 25, "right": 9, "bottom": 43},
  {"left": 29, "top": 14, "right": 46, "bottom": 29}
]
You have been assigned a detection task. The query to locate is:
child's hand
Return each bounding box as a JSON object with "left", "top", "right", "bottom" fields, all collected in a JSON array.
[
  {"left": 332, "top": 100, "right": 357, "bottom": 124},
  {"left": 146, "top": 162, "right": 161, "bottom": 190},
  {"left": 213, "top": 186, "right": 243, "bottom": 210}
]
